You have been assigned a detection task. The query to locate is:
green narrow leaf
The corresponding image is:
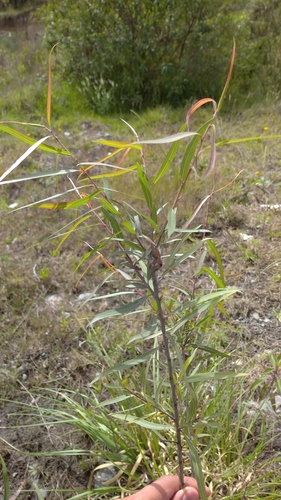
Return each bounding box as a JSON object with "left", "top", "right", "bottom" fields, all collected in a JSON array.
[
  {"left": 65, "top": 190, "right": 102, "bottom": 209},
  {"left": 166, "top": 239, "right": 204, "bottom": 272},
  {"left": 89, "top": 294, "right": 148, "bottom": 326},
  {"left": 170, "top": 289, "right": 238, "bottom": 334},
  {"left": 202, "top": 124, "right": 216, "bottom": 179},
  {"left": 140, "top": 212, "right": 160, "bottom": 232},
  {"left": 75, "top": 239, "right": 109, "bottom": 271},
  {"left": 181, "top": 288, "right": 237, "bottom": 311},
  {"left": 112, "top": 413, "right": 170, "bottom": 430},
  {"left": 103, "top": 178, "right": 112, "bottom": 200},
  {"left": 185, "top": 371, "right": 246, "bottom": 383},
  {"left": 167, "top": 208, "right": 177, "bottom": 237},
  {"left": 201, "top": 134, "right": 281, "bottom": 153},
  {"left": 93, "top": 138, "right": 142, "bottom": 149},
  {"left": 99, "top": 395, "right": 132, "bottom": 407},
  {"left": 151, "top": 203, "right": 158, "bottom": 224},
  {"left": 8, "top": 187, "right": 88, "bottom": 212},
  {"left": 207, "top": 240, "right": 225, "bottom": 286},
  {"left": 164, "top": 234, "right": 204, "bottom": 271},
  {"left": 85, "top": 291, "right": 134, "bottom": 302},
  {"left": 99, "top": 197, "right": 120, "bottom": 215},
  {"left": 136, "top": 131, "right": 197, "bottom": 145},
  {"left": 33, "top": 483, "right": 45, "bottom": 500},
  {"left": 38, "top": 190, "right": 101, "bottom": 210},
  {"left": 75, "top": 250, "right": 95, "bottom": 272},
  {"left": 128, "top": 316, "right": 158, "bottom": 343},
  {"left": 92, "top": 347, "right": 157, "bottom": 381},
  {"left": 115, "top": 239, "right": 143, "bottom": 251},
  {"left": 137, "top": 164, "right": 153, "bottom": 210},
  {"left": 190, "top": 344, "right": 230, "bottom": 358},
  {"left": 134, "top": 215, "right": 143, "bottom": 237},
  {"left": 0, "top": 135, "right": 51, "bottom": 183},
  {"left": 194, "top": 246, "right": 207, "bottom": 275},
  {"left": 0, "top": 168, "right": 78, "bottom": 185},
  {"left": 200, "top": 267, "right": 225, "bottom": 289},
  {"left": 95, "top": 131, "right": 197, "bottom": 149},
  {"left": 153, "top": 123, "right": 187, "bottom": 184},
  {"left": 0, "top": 455, "right": 10, "bottom": 500},
  {"left": 89, "top": 164, "right": 138, "bottom": 179},
  {"left": 37, "top": 201, "right": 78, "bottom": 210},
  {"left": 122, "top": 219, "right": 136, "bottom": 235},
  {"left": 101, "top": 208, "right": 123, "bottom": 237},
  {"left": 183, "top": 436, "right": 208, "bottom": 500},
  {"left": 53, "top": 215, "right": 91, "bottom": 255},
  {"left": 180, "top": 119, "right": 213, "bottom": 182},
  {"left": 0, "top": 124, "right": 71, "bottom": 155}
]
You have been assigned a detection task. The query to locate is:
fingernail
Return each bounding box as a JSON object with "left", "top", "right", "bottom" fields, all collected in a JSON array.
[{"left": 182, "top": 487, "right": 197, "bottom": 500}]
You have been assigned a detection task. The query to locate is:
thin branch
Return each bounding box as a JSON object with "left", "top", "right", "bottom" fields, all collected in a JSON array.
[{"left": 150, "top": 261, "right": 185, "bottom": 489}]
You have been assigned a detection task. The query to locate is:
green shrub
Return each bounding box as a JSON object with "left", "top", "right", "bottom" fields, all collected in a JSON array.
[
  {"left": 38, "top": 0, "right": 241, "bottom": 112},
  {"left": 37, "top": 0, "right": 281, "bottom": 113}
]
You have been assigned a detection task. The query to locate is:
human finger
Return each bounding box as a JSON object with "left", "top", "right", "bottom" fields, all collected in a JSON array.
[{"left": 171, "top": 477, "right": 211, "bottom": 500}]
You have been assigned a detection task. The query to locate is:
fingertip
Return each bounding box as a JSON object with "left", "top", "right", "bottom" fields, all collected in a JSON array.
[
  {"left": 173, "top": 486, "right": 199, "bottom": 500},
  {"left": 183, "top": 487, "right": 200, "bottom": 500}
]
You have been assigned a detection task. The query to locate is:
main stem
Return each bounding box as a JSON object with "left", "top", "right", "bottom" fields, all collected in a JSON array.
[{"left": 151, "top": 270, "right": 185, "bottom": 489}]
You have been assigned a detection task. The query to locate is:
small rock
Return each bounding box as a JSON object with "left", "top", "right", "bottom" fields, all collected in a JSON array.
[
  {"left": 8, "top": 202, "right": 18, "bottom": 209},
  {"left": 252, "top": 312, "right": 260, "bottom": 320},
  {"left": 240, "top": 233, "right": 253, "bottom": 241},
  {"left": 260, "top": 204, "right": 281, "bottom": 210},
  {"left": 76, "top": 292, "right": 94, "bottom": 302},
  {"left": 46, "top": 294, "right": 63, "bottom": 308},
  {"left": 94, "top": 465, "right": 116, "bottom": 488}
]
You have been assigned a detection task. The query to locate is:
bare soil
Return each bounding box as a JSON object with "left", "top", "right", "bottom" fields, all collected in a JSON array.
[{"left": 1, "top": 138, "right": 281, "bottom": 498}]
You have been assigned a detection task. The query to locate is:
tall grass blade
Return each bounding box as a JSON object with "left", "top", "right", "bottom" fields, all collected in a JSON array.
[
  {"left": 0, "top": 455, "right": 10, "bottom": 500},
  {"left": 217, "top": 40, "right": 236, "bottom": 113},
  {"left": 47, "top": 44, "right": 58, "bottom": 126}
]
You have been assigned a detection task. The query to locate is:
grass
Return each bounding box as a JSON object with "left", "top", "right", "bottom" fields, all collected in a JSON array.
[{"left": 1, "top": 15, "right": 281, "bottom": 500}]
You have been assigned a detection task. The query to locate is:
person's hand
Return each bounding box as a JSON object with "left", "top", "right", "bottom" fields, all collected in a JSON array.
[{"left": 117, "top": 475, "right": 211, "bottom": 500}]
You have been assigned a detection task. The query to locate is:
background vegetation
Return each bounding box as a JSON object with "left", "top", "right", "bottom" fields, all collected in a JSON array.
[{"left": 38, "top": 0, "right": 281, "bottom": 113}]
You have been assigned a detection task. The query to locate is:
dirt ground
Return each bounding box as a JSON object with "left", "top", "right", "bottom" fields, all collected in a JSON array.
[{"left": 1, "top": 142, "right": 281, "bottom": 498}]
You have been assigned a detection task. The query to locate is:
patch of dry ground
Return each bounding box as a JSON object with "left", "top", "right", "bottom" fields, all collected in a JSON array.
[{"left": 1, "top": 142, "right": 281, "bottom": 497}]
